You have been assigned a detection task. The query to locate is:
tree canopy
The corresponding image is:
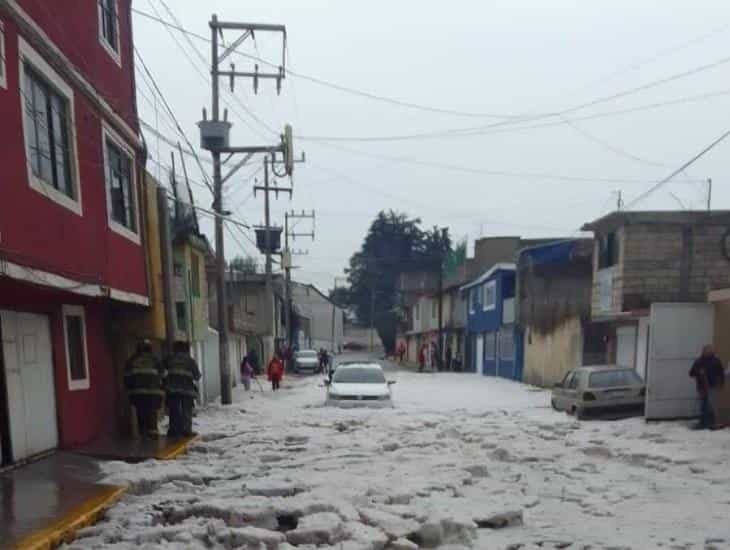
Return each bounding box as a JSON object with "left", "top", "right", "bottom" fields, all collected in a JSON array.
[{"left": 344, "top": 210, "right": 451, "bottom": 352}]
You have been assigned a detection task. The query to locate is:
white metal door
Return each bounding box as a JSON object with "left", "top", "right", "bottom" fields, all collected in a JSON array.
[
  {"left": 1, "top": 310, "right": 58, "bottom": 461},
  {"left": 645, "top": 303, "right": 714, "bottom": 420},
  {"left": 475, "top": 335, "right": 484, "bottom": 374},
  {"left": 635, "top": 317, "right": 650, "bottom": 380},
  {"left": 616, "top": 325, "right": 637, "bottom": 368}
]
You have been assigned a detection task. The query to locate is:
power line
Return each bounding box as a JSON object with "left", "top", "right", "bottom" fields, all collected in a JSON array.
[
  {"left": 626, "top": 129, "right": 730, "bottom": 209},
  {"left": 134, "top": 47, "right": 214, "bottom": 194}
]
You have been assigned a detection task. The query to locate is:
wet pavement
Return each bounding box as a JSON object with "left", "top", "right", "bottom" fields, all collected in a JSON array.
[
  {"left": 73, "top": 434, "right": 197, "bottom": 462},
  {"left": 0, "top": 453, "right": 121, "bottom": 549}
]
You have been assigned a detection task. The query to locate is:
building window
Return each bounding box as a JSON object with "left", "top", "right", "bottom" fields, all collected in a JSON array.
[
  {"left": 19, "top": 39, "right": 81, "bottom": 215},
  {"left": 63, "top": 305, "right": 90, "bottom": 391},
  {"left": 98, "top": 0, "right": 121, "bottom": 65},
  {"left": 103, "top": 125, "right": 139, "bottom": 242},
  {"left": 484, "top": 332, "right": 497, "bottom": 360},
  {"left": 499, "top": 330, "right": 514, "bottom": 360},
  {"left": 598, "top": 232, "right": 619, "bottom": 269},
  {"left": 470, "top": 288, "right": 479, "bottom": 313},
  {"left": 0, "top": 20, "right": 6, "bottom": 90},
  {"left": 483, "top": 281, "right": 496, "bottom": 311},
  {"left": 191, "top": 254, "right": 201, "bottom": 297},
  {"left": 175, "top": 302, "right": 187, "bottom": 331}
]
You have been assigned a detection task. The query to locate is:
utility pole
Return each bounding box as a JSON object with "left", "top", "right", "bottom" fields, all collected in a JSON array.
[
  {"left": 707, "top": 178, "right": 713, "bottom": 211},
  {"left": 199, "top": 14, "right": 291, "bottom": 405},
  {"left": 437, "top": 228, "right": 447, "bottom": 369},
  {"left": 284, "top": 209, "right": 315, "bottom": 354},
  {"left": 370, "top": 287, "right": 376, "bottom": 352},
  {"left": 331, "top": 276, "right": 347, "bottom": 354}
]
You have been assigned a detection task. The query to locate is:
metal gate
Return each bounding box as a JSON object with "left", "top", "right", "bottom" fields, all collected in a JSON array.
[
  {"left": 645, "top": 303, "right": 714, "bottom": 420},
  {"left": 1, "top": 310, "right": 59, "bottom": 461}
]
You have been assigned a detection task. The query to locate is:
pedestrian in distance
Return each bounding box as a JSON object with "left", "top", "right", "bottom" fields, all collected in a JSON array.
[
  {"left": 689, "top": 344, "right": 725, "bottom": 430},
  {"left": 268, "top": 351, "right": 285, "bottom": 391},
  {"left": 445, "top": 345, "right": 453, "bottom": 371},
  {"left": 398, "top": 341, "right": 406, "bottom": 364},
  {"left": 418, "top": 342, "right": 426, "bottom": 373},
  {"left": 241, "top": 353, "right": 254, "bottom": 392},
  {"left": 124, "top": 339, "right": 165, "bottom": 439},
  {"left": 165, "top": 341, "right": 202, "bottom": 438}
]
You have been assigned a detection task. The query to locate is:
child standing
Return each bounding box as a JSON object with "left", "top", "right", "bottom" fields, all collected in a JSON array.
[{"left": 241, "top": 354, "right": 254, "bottom": 392}]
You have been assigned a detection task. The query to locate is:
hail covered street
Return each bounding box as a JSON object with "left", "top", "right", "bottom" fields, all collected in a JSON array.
[{"left": 68, "top": 355, "right": 730, "bottom": 550}]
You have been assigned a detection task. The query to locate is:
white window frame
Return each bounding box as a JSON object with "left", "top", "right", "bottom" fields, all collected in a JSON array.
[
  {"left": 62, "top": 305, "right": 90, "bottom": 391},
  {"left": 483, "top": 280, "right": 496, "bottom": 311},
  {"left": 0, "top": 19, "right": 7, "bottom": 90},
  {"left": 18, "top": 37, "right": 82, "bottom": 216},
  {"left": 98, "top": 0, "right": 122, "bottom": 67},
  {"left": 102, "top": 122, "right": 140, "bottom": 244}
]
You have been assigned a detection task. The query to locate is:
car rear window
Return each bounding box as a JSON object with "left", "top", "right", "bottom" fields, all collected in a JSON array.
[
  {"left": 298, "top": 351, "right": 317, "bottom": 358},
  {"left": 589, "top": 369, "right": 642, "bottom": 388},
  {"left": 333, "top": 368, "right": 386, "bottom": 384}
]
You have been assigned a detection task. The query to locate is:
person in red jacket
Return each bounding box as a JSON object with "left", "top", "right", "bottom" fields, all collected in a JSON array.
[{"left": 267, "top": 352, "right": 285, "bottom": 391}]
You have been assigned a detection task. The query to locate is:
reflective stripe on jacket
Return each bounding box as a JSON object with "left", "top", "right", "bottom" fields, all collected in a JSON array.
[
  {"left": 165, "top": 353, "right": 201, "bottom": 397},
  {"left": 125, "top": 352, "right": 165, "bottom": 397}
]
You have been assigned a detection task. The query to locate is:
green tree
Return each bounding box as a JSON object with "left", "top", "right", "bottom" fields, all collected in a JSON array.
[
  {"left": 344, "top": 210, "right": 451, "bottom": 352},
  {"left": 229, "top": 255, "right": 259, "bottom": 274}
]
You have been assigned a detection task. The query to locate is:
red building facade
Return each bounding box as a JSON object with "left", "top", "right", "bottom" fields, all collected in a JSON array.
[{"left": 0, "top": 0, "right": 147, "bottom": 464}]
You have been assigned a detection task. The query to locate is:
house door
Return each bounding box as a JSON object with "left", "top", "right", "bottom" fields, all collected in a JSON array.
[
  {"left": 616, "top": 325, "right": 637, "bottom": 368},
  {"left": 475, "top": 335, "right": 484, "bottom": 374},
  {"left": 635, "top": 317, "right": 650, "bottom": 380},
  {"left": 645, "top": 303, "right": 714, "bottom": 420},
  {"left": 1, "top": 310, "right": 58, "bottom": 462}
]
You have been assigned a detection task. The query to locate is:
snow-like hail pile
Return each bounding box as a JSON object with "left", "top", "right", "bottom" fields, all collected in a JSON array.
[{"left": 67, "top": 362, "right": 730, "bottom": 549}]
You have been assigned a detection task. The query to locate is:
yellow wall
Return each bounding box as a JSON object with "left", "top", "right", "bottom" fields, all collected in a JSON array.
[
  {"left": 712, "top": 299, "right": 730, "bottom": 424},
  {"left": 172, "top": 242, "right": 208, "bottom": 343},
  {"left": 523, "top": 317, "right": 583, "bottom": 387},
  {"left": 126, "top": 174, "right": 167, "bottom": 341}
]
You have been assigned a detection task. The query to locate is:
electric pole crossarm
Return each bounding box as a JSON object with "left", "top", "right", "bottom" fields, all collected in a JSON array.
[
  {"left": 254, "top": 185, "right": 293, "bottom": 194},
  {"left": 213, "top": 21, "right": 286, "bottom": 33},
  {"left": 221, "top": 152, "right": 254, "bottom": 184},
  {"left": 219, "top": 70, "right": 285, "bottom": 80},
  {"left": 218, "top": 145, "right": 284, "bottom": 155}
]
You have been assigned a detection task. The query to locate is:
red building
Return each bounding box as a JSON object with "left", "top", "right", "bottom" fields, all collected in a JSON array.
[{"left": 0, "top": 0, "right": 147, "bottom": 465}]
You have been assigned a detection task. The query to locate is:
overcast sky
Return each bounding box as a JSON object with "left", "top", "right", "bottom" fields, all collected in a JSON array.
[{"left": 132, "top": 0, "right": 730, "bottom": 291}]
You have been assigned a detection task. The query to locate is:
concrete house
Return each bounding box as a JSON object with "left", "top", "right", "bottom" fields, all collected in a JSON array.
[
  {"left": 582, "top": 210, "right": 730, "bottom": 419},
  {"left": 290, "top": 282, "right": 345, "bottom": 352},
  {"left": 461, "top": 264, "right": 523, "bottom": 380},
  {"left": 517, "top": 239, "right": 608, "bottom": 387},
  {"left": 397, "top": 271, "right": 440, "bottom": 365}
]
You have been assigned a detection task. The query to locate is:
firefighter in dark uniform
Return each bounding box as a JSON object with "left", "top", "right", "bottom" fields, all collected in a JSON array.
[
  {"left": 124, "top": 339, "right": 165, "bottom": 438},
  {"left": 165, "top": 341, "right": 201, "bottom": 437}
]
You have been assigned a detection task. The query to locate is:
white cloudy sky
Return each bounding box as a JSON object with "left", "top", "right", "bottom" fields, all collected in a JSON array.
[{"left": 132, "top": 0, "right": 730, "bottom": 290}]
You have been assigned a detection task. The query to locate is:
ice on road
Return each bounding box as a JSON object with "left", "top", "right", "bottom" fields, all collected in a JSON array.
[{"left": 69, "top": 363, "right": 730, "bottom": 549}]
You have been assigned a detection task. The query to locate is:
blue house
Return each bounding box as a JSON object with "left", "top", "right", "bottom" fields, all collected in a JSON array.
[{"left": 461, "top": 263, "right": 523, "bottom": 380}]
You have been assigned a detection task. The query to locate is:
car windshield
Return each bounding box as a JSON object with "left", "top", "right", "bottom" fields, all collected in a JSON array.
[
  {"left": 589, "top": 369, "right": 642, "bottom": 388},
  {"left": 333, "top": 367, "right": 386, "bottom": 384},
  {"left": 298, "top": 351, "right": 317, "bottom": 358}
]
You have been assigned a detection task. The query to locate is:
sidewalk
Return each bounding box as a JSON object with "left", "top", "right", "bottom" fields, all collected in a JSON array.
[{"left": 1, "top": 435, "right": 196, "bottom": 549}]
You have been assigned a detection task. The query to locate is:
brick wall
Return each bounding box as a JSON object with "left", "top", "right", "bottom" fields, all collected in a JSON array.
[{"left": 592, "top": 221, "right": 730, "bottom": 316}]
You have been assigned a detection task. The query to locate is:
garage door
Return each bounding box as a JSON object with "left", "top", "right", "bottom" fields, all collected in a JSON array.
[
  {"left": 1, "top": 310, "right": 59, "bottom": 461},
  {"left": 645, "top": 303, "right": 714, "bottom": 420}
]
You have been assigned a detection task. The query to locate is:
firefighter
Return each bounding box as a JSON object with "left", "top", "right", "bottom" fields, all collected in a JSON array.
[
  {"left": 165, "top": 341, "right": 201, "bottom": 437},
  {"left": 124, "top": 339, "right": 165, "bottom": 438}
]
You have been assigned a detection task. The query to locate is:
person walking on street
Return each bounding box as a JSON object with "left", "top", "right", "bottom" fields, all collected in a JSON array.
[
  {"left": 398, "top": 342, "right": 406, "bottom": 364},
  {"left": 689, "top": 344, "right": 725, "bottom": 430},
  {"left": 165, "top": 341, "right": 201, "bottom": 437},
  {"left": 268, "top": 352, "right": 285, "bottom": 391},
  {"left": 418, "top": 342, "right": 426, "bottom": 373},
  {"left": 445, "top": 345, "right": 453, "bottom": 372},
  {"left": 241, "top": 353, "right": 254, "bottom": 392},
  {"left": 124, "top": 340, "right": 165, "bottom": 439}
]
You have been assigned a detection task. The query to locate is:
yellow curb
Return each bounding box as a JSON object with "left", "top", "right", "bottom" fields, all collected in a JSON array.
[
  {"left": 14, "top": 485, "right": 126, "bottom": 550},
  {"left": 154, "top": 435, "right": 198, "bottom": 460}
]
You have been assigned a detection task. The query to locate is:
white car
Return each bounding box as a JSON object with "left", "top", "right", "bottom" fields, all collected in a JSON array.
[
  {"left": 295, "top": 350, "right": 321, "bottom": 374},
  {"left": 325, "top": 363, "right": 395, "bottom": 407}
]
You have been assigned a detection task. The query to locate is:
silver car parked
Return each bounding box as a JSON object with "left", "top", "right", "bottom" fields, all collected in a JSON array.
[{"left": 551, "top": 366, "right": 645, "bottom": 419}]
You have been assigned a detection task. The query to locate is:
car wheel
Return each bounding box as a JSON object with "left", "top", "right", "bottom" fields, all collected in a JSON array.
[
  {"left": 575, "top": 406, "right": 587, "bottom": 420},
  {"left": 551, "top": 399, "right": 559, "bottom": 411}
]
